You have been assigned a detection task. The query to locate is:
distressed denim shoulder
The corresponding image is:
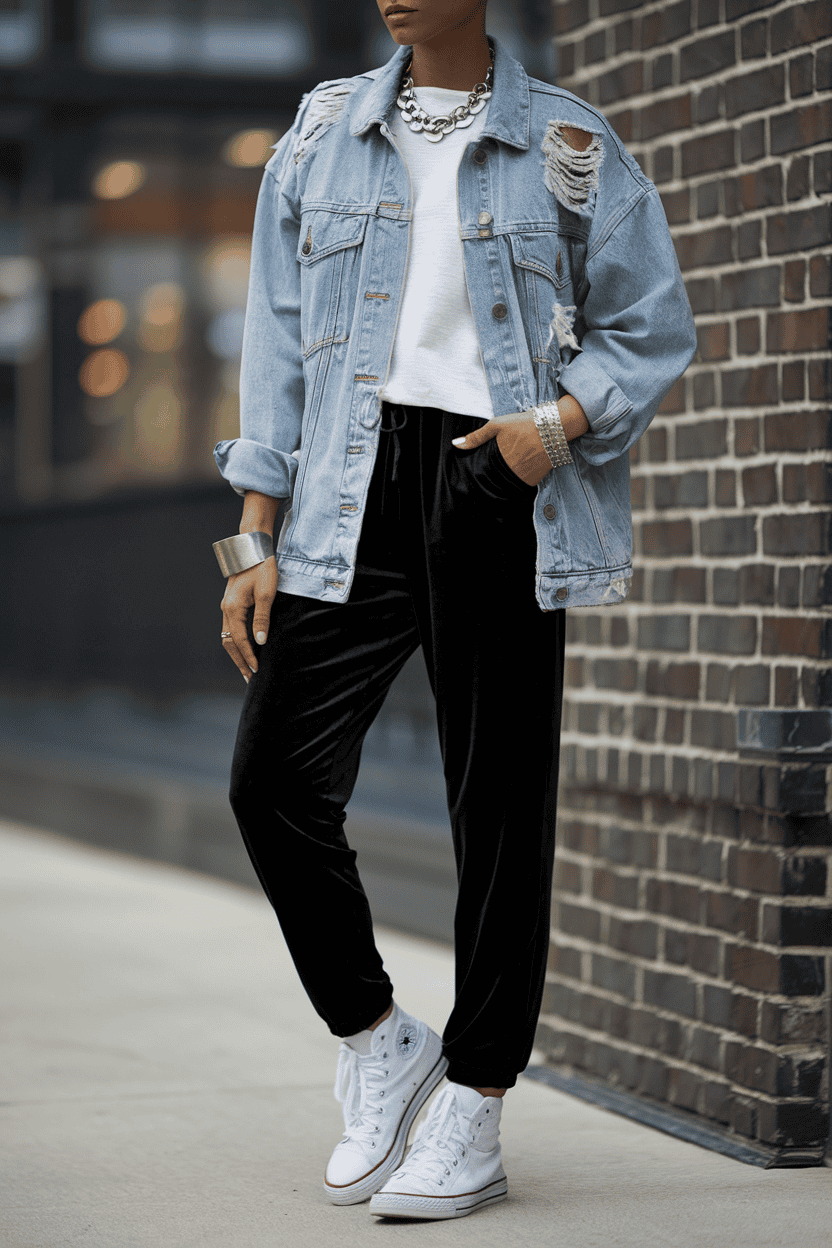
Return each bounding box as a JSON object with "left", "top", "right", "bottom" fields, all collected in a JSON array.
[{"left": 214, "top": 37, "right": 698, "bottom": 611}]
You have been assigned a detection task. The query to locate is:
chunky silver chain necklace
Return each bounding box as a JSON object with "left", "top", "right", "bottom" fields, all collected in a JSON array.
[{"left": 395, "top": 44, "right": 494, "bottom": 143}]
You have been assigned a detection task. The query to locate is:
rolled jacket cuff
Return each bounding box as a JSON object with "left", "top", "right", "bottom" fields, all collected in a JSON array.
[
  {"left": 558, "top": 351, "right": 633, "bottom": 463},
  {"left": 213, "top": 437, "right": 298, "bottom": 500}
]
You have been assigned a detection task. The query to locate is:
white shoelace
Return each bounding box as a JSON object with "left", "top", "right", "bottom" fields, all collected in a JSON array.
[
  {"left": 333, "top": 1042, "right": 391, "bottom": 1149},
  {"left": 393, "top": 1085, "right": 473, "bottom": 1184}
]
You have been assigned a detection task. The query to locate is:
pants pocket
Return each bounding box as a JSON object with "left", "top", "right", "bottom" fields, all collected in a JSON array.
[{"left": 487, "top": 435, "right": 538, "bottom": 494}]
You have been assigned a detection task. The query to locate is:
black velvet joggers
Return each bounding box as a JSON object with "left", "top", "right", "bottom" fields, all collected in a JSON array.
[{"left": 229, "top": 402, "right": 566, "bottom": 1090}]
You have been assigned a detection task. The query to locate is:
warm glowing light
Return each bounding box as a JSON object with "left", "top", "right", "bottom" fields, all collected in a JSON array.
[
  {"left": 137, "top": 282, "right": 184, "bottom": 352},
  {"left": 79, "top": 348, "right": 130, "bottom": 397},
  {"left": 201, "top": 238, "right": 251, "bottom": 311},
  {"left": 78, "top": 298, "right": 126, "bottom": 345},
  {"left": 92, "top": 160, "right": 146, "bottom": 200},
  {"left": 223, "top": 129, "right": 277, "bottom": 167}
]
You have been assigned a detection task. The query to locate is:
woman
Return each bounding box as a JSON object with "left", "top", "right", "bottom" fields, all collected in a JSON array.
[{"left": 212, "top": 0, "right": 697, "bottom": 1222}]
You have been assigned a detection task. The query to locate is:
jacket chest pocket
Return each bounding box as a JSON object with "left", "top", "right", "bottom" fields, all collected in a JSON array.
[
  {"left": 507, "top": 229, "right": 588, "bottom": 363},
  {"left": 296, "top": 209, "right": 368, "bottom": 359}
]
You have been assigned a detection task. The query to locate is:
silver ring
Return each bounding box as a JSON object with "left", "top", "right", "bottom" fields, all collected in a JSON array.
[{"left": 221, "top": 631, "right": 233, "bottom": 639}]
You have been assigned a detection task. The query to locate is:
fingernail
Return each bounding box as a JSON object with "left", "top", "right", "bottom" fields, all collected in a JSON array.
[
  {"left": 451, "top": 437, "right": 466, "bottom": 446},
  {"left": 255, "top": 631, "right": 266, "bottom": 644},
  {"left": 249, "top": 664, "right": 256, "bottom": 673},
  {"left": 244, "top": 676, "right": 249, "bottom": 684}
]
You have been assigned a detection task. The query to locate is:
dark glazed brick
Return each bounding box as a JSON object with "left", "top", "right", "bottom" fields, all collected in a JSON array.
[
  {"left": 642, "top": 94, "right": 693, "bottom": 139},
  {"left": 598, "top": 825, "right": 658, "bottom": 868},
  {"left": 702, "top": 984, "right": 732, "bottom": 1027},
  {"left": 633, "top": 704, "right": 658, "bottom": 742},
  {"left": 809, "top": 359, "right": 832, "bottom": 401},
  {"left": 767, "top": 206, "right": 832, "bottom": 254},
  {"left": 718, "top": 268, "right": 779, "bottom": 310},
  {"left": 740, "top": 564, "right": 775, "bottom": 604},
  {"left": 774, "top": 666, "right": 799, "bottom": 706},
  {"left": 558, "top": 901, "right": 602, "bottom": 942},
  {"left": 765, "top": 411, "right": 831, "bottom": 452},
  {"left": 700, "top": 517, "right": 757, "bottom": 557},
  {"left": 653, "top": 145, "right": 675, "bottom": 184},
  {"left": 781, "top": 363, "right": 805, "bottom": 402},
  {"left": 667, "top": 1067, "right": 702, "bottom": 1113},
  {"left": 729, "top": 945, "right": 776, "bottom": 991},
  {"left": 783, "top": 856, "right": 828, "bottom": 896},
  {"left": 704, "top": 1082, "right": 732, "bottom": 1125},
  {"left": 708, "top": 893, "right": 758, "bottom": 940},
  {"left": 547, "top": 942, "right": 582, "bottom": 979},
  {"left": 598, "top": 61, "right": 644, "bottom": 105},
  {"left": 815, "top": 149, "right": 832, "bottom": 194},
  {"left": 740, "top": 119, "right": 765, "bottom": 163},
  {"left": 643, "top": 969, "right": 697, "bottom": 1018},
  {"left": 653, "top": 470, "right": 709, "bottom": 508},
  {"left": 697, "top": 322, "right": 729, "bottom": 360},
  {"left": 741, "top": 465, "right": 776, "bottom": 506},
  {"left": 737, "top": 221, "right": 761, "bottom": 261},
  {"left": 734, "top": 664, "right": 770, "bottom": 705},
  {"left": 819, "top": 43, "right": 832, "bottom": 91},
  {"left": 584, "top": 29, "right": 607, "bottom": 63},
  {"left": 642, "top": 0, "right": 691, "bottom": 47},
  {"left": 767, "top": 308, "right": 829, "bottom": 353},
  {"left": 680, "top": 131, "right": 736, "bottom": 178},
  {"left": 676, "top": 419, "right": 727, "bottom": 458},
  {"left": 779, "top": 906, "right": 832, "bottom": 946},
  {"left": 762, "top": 615, "right": 832, "bottom": 657},
  {"left": 593, "top": 658, "right": 638, "bottom": 691},
  {"left": 593, "top": 867, "right": 639, "bottom": 909},
  {"left": 554, "top": 0, "right": 590, "bottom": 33},
  {"left": 784, "top": 259, "right": 805, "bottom": 301},
  {"left": 770, "top": 2, "right": 832, "bottom": 55},
  {"left": 680, "top": 31, "right": 735, "bottom": 80},
  {"left": 691, "top": 708, "right": 736, "bottom": 750},
  {"left": 645, "top": 661, "right": 700, "bottom": 698},
  {"left": 777, "top": 567, "right": 801, "bottom": 608},
  {"left": 809, "top": 255, "right": 831, "bottom": 298},
  {"left": 693, "top": 372, "right": 715, "bottom": 409},
  {"left": 660, "top": 188, "right": 690, "bottom": 225},
  {"left": 653, "top": 52, "right": 674, "bottom": 88},
  {"left": 780, "top": 954, "right": 825, "bottom": 995},
  {"left": 793, "top": 49, "right": 819, "bottom": 96},
  {"left": 591, "top": 953, "right": 637, "bottom": 999},
  {"left": 608, "top": 917, "right": 658, "bottom": 959},
  {"left": 721, "top": 364, "right": 778, "bottom": 405},
  {"left": 698, "top": 615, "right": 757, "bottom": 655},
  {"left": 736, "top": 316, "right": 760, "bottom": 354},
  {"left": 615, "top": 18, "right": 635, "bottom": 54},
  {"left": 728, "top": 845, "right": 781, "bottom": 892},
  {"left": 713, "top": 568, "right": 740, "bottom": 605},
  {"left": 696, "top": 181, "right": 719, "bottom": 219},
  {"left": 638, "top": 614, "right": 691, "bottom": 652},
  {"left": 685, "top": 277, "right": 716, "bottom": 314},
  {"left": 641, "top": 519, "right": 694, "bottom": 555},
  {"left": 786, "top": 157, "right": 811, "bottom": 202},
  {"left": 739, "top": 165, "right": 782, "bottom": 210},
  {"left": 695, "top": 84, "right": 720, "bottom": 123},
  {"left": 740, "top": 18, "right": 767, "bottom": 59},
  {"left": 760, "top": 1000, "right": 825, "bottom": 1045},
  {"left": 646, "top": 878, "right": 702, "bottom": 923},
  {"left": 724, "top": 65, "right": 784, "bottom": 117},
  {"left": 676, "top": 224, "right": 732, "bottom": 268}
]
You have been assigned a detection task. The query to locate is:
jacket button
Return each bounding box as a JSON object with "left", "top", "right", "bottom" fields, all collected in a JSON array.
[
  {"left": 543, "top": 503, "right": 556, "bottom": 520},
  {"left": 478, "top": 211, "right": 492, "bottom": 226},
  {"left": 301, "top": 240, "right": 312, "bottom": 255},
  {"left": 556, "top": 586, "right": 568, "bottom": 601},
  {"left": 492, "top": 302, "right": 507, "bottom": 320},
  {"left": 473, "top": 148, "right": 487, "bottom": 164}
]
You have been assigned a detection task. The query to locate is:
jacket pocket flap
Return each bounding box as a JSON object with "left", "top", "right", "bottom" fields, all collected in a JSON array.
[
  {"left": 297, "top": 210, "right": 368, "bottom": 265},
  {"left": 507, "top": 230, "right": 568, "bottom": 288}
]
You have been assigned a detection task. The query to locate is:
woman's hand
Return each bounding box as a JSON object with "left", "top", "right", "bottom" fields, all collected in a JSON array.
[
  {"left": 220, "top": 490, "right": 281, "bottom": 683},
  {"left": 221, "top": 556, "right": 278, "bottom": 683},
  {"left": 452, "top": 394, "right": 590, "bottom": 486}
]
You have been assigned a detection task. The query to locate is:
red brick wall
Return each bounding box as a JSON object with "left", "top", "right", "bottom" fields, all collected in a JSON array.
[{"left": 538, "top": 0, "right": 832, "bottom": 1164}]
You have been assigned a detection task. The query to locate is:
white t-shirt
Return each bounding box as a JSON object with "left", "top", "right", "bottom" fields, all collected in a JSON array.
[{"left": 380, "top": 86, "right": 494, "bottom": 421}]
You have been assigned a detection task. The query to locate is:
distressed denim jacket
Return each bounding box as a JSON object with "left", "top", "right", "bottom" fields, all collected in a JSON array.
[{"left": 213, "top": 37, "right": 697, "bottom": 610}]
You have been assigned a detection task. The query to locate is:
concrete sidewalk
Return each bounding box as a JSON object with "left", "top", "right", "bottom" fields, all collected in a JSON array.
[{"left": 1, "top": 820, "right": 829, "bottom": 1248}]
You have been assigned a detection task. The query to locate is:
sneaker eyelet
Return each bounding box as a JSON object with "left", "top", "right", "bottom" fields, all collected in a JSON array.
[
  {"left": 453, "top": 1161, "right": 457, "bottom": 1166},
  {"left": 438, "top": 1181, "right": 443, "bottom": 1187}
]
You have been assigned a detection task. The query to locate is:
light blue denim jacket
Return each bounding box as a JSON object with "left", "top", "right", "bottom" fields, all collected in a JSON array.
[{"left": 214, "top": 37, "right": 697, "bottom": 610}]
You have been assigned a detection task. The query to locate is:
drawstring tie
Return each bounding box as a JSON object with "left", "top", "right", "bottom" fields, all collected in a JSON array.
[{"left": 379, "top": 402, "right": 409, "bottom": 483}]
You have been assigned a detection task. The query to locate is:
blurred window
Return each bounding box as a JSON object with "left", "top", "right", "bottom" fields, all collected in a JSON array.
[
  {"left": 85, "top": 0, "right": 314, "bottom": 75},
  {"left": 0, "top": 0, "right": 43, "bottom": 64}
]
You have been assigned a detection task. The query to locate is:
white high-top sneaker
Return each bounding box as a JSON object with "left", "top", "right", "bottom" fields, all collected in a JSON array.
[
  {"left": 368, "top": 1081, "right": 508, "bottom": 1220},
  {"left": 323, "top": 1001, "right": 448, "bottom": 1205}
]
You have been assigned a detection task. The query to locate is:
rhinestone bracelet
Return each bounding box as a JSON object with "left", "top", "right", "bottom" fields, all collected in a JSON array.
[{"left": 530, "top": 400, "right": 573, "bottom": 468}]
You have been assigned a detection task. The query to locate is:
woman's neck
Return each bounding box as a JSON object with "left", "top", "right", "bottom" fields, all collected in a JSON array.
[{"left": 408, "top": 32, "right": 491, "bottom": 91}]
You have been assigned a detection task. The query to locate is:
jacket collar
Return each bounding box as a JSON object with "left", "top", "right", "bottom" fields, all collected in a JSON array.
[{"left": 348, "top": 35, "right": 530, "bottom": 151}]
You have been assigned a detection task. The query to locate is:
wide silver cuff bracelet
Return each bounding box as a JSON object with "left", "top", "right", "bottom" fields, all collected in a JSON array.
[
  {"left": 531, "top": 399, "right": 573, "bottom": 468},
  {"left": 212, "top": 530, "right": 274, "bottom": 577}
]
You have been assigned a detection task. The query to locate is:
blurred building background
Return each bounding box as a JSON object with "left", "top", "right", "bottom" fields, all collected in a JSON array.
[{"left": 1, "top": 0, "right": 829, "bottom": 1169}]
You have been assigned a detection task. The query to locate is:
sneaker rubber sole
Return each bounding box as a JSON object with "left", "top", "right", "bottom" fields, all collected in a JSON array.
[
  {"left": 323, "top": 1053, "right": 448, "bottom": 1206},
  {"left": 369, "top": 1175, "right": 508, "bottom": 1220}
]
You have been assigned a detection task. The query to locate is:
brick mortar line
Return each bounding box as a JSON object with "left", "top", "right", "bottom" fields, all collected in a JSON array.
[
  {"left": 554, "top": 882, "right": 832, "bottom": 911},
  {"left": 554, "top": 0, "right": 810, "bottom": 45}
]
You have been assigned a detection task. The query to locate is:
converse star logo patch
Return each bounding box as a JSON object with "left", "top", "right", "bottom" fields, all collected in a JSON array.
[{"left": 396, "top": 1024, "right": 417, "bottom": 1058}]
